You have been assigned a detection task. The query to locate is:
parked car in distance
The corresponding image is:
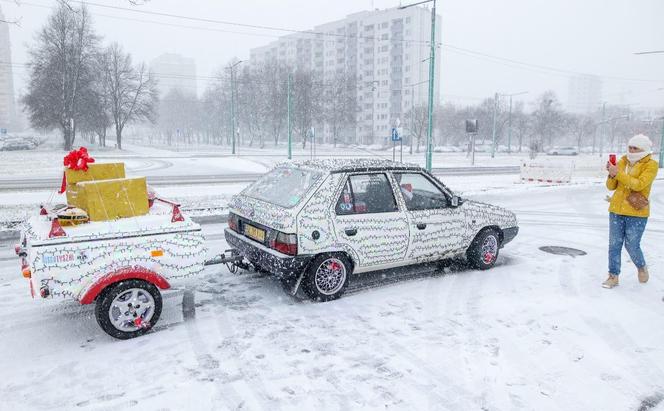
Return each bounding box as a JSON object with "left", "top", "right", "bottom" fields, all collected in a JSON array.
[
  {"left": 0, "top": 136, "right": 38, "bottom": 151},
  {"left": 547, "top": 146, "right": 578, "bottom": 156},
  {"left": 226, "top": 159, "right": 519, "bottom": 301}
]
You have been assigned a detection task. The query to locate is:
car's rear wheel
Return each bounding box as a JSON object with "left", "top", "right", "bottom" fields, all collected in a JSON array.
[
  {"left": 302, "top": 254, "right": 351, "bottom": 302},
  {"left": 466, "top": 229, "right": 501, "bottom": 270},
  {"left": 95, "top": 280, "right": 162, "bottom": 339}
]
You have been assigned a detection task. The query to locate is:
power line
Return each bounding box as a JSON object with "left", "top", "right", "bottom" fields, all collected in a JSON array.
[{"left": 2, "top": 0, "right": 662, "bottom": 86}]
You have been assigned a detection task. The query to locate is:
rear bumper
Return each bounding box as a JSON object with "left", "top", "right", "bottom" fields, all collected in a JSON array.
[
  {"left": 501, "top": 226, "right": 519, "bottom": 247},
  {"left": 224, "top": 228, "right": 313, "bottom": 279}
]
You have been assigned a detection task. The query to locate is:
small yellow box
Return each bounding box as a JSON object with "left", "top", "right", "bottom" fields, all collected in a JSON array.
[
  {"left": 65, "top": 163, "right": 125, "bottom": 185},
  {"left": 76, "top": 177, "right": 149, "bottom": 221}
]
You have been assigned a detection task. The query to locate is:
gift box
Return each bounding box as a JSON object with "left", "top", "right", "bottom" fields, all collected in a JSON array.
[
  {"left": 74, "top": 177, "right": 149, "bottom": 221},
  {"left": 65, "top": 163, "right": 126, "bottom": 207},
  {"left": 65, "top": 163, "right": 125, "bottom": 185}
]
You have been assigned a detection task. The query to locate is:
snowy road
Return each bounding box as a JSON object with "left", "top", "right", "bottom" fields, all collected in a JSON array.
[{"left": 1, "top": 181, "right": 664, "bottom": 411}]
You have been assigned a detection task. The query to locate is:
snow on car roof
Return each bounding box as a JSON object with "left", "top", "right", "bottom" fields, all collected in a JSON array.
[{"left": 278, "top": 158, "right": 422, "bottom": 173}]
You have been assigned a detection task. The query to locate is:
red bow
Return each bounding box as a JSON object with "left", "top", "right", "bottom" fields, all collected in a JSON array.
[
  {"left": 63, "top": 147, "right": 95, "bottom": 171},
  {"left": 59, "top": 147, "right": 95, "bottom": 194}
]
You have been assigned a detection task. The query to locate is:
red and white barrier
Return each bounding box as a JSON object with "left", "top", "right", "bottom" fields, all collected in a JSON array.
[{"left": 520, "top": 159, "right": 575, "bottom": 184}]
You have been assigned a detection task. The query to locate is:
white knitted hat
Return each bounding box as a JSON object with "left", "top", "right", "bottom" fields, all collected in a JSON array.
[{"left": 628, "top": 134, "right": 652, "bottom": 152}]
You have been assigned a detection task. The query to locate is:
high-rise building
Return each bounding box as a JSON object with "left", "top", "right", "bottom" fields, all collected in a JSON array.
[
  {"left": 249, "top": 6, "right": 441, "bottom": 145},
  {"left": 567, "top": 74, "right": 602, "bottom": 114},
  {"left": 0, "top": 6, "right": 18, "bottom": 133},
  {"left": 150, "top": 53, "right": 197, "bottom": 98}
]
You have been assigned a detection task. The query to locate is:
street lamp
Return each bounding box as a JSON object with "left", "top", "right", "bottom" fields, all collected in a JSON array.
[
  {"left": 225, "top": 60, "right": 243, "bottom": 155},
  {"left": 399, "top": 0, "right": 437, "bottom": 171}
]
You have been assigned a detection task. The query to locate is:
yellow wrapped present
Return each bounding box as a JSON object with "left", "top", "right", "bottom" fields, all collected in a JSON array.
[{"left": 75, "top": 177, "right": 149, "bottom": 221}]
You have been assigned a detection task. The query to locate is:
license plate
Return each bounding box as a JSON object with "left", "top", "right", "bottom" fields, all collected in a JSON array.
[{"left": 244, "top": 224, "right": 265, "bottom": 242}]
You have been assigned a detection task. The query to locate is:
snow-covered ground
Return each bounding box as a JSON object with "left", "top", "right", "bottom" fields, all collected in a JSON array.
[{"left": 1, "top": 178, "right": 663, "bottom": 410}]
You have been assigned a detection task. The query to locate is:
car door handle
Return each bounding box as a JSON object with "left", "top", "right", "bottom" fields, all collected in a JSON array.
[
  {"left": 344, "top": 228, "right": 358, "bottom": 236},
  {"left": 416, "top": 223, "right": 427, "bottom": 230}
]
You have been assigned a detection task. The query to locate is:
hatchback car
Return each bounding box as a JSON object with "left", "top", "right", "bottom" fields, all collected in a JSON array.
[
  {"left": 225, "top": 159, "right": 518, "bottom": 301},
  {"left": 547, "top": 146, "right": 579, "bottom": 156}
]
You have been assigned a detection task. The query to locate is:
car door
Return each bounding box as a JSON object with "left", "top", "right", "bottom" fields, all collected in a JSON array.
[
  {"left": 332, "top": 172, "right": 410, "bottom": 273},
  {"left": 393, "top": 172, "right": 466, "bottom": 263}
]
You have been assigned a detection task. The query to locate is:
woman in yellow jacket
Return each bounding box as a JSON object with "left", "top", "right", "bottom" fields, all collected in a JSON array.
[{"left": 604, "top": 134, "right": 659, "bottom": 288}]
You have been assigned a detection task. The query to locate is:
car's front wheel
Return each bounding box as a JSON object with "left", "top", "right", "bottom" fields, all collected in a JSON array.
[
  {"left": 466, "top": 229, "right": 501, "bottom": 270},
  {"left": 302, "top": 254, "right": 351, "bottom": 302},
  {"left": 95, "top": 280, "right": 163, "bottom": 339}
]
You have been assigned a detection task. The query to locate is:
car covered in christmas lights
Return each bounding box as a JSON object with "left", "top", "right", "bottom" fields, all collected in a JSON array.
[{"left": 225, "top": 159, "right": 519, "bottom": 301}]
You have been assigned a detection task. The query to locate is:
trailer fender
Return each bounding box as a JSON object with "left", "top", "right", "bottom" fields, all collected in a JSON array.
[{"left": 79, "top": 266, "right": 171, "bottom": 305}]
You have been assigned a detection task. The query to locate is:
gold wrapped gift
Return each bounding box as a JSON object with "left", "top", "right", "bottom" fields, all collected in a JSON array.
[
  {"left": 65, "top": 163, "right": 127, "bottom": 209},
  {"left": 74, "top": 177, "right": 149, "bottom": 221},
  {"left": 65, "top": 163, "right": 125, "bottom": 185}
]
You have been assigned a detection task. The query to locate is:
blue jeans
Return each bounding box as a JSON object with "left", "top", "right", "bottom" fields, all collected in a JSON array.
[{"left": 608, "top": 212, "right": 648, "bottom": 275}]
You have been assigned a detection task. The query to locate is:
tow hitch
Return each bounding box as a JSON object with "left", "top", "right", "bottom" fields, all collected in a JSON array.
[{"left": 204, "top": 249, "right": 251, "bottom": 273}]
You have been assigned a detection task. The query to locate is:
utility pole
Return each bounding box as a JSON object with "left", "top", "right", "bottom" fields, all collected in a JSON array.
[
  {"left": 507, "top": 95, "right": 513, "bottom": 154},
  {"left": 399, "top": 0, "right": 437, "bottom": 171},
  {"left": 491, "top": 92, "right": 498, "bottom": 158},
  {"left": 287, "top": 73, "right": 292, "bottom": 160},
  {"left": 225, "top": 60, "right": 243, "bottom": 155},
  {"left": 599, "top": 102, "right": 606, "bottom": 157},
  {"left": 426, "top": 0, "right": 436, "bottom": 171}
]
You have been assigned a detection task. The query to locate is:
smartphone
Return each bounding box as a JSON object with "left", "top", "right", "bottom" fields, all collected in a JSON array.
[{"left": 609, "top": 154, "right": 617, "bottom": 166}]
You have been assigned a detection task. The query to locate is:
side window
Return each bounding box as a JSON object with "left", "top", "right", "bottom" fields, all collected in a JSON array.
[
  {"left": 394, "top": 173, "right": 449, "bottom": 211},
  {"left": 335, "top": 173, "right": 398, "bottom": 215}
]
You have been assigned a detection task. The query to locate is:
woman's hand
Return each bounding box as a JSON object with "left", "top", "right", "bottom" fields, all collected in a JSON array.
[{"left": 607, "top": 162, "right": 618, "bottom": 178}]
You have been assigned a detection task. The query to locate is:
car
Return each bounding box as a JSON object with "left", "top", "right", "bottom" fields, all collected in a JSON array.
[
  {"left": 225, "top": 159, "right": 519, "bottom": 301},
  {"left": 0, "top": 136, "right": 37, "bottom": 151},
  {"left": 547, "top": 146, "right": 578, "bottom": 156}
]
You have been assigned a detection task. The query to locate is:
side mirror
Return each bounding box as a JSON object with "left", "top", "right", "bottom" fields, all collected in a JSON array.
[{"left": 450, "top": 195, "right": 460, "bottom": 207}]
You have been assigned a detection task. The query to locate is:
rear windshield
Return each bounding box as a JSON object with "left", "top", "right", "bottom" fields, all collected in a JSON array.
[{"left": 243, "top": 167, "right": 324, "bottom": 208}]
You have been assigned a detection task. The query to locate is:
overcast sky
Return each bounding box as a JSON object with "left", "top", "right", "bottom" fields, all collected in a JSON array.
[{"left": 3, "top": 0, "right": 664, "bottom": 111}]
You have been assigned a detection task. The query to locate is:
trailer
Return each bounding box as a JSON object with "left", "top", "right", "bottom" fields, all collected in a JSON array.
[{"left": 15, "top": 200, "right": 207, "bottom": 339}]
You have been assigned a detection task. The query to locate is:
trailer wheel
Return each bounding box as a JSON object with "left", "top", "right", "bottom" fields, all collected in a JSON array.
[{"left": 95, "top": 279, "right": 162, "bottom": 339}]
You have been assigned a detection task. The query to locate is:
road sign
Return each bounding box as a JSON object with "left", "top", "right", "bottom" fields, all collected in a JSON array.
[
  {"left": 391, "top": 127, "right": 401, "bottom": 142},
  {"left": 0, "top": 128, "right": 6, "bottom": 135}
]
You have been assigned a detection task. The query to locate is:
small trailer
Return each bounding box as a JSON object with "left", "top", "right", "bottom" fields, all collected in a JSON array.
[{"left": 15, "top": 201, "right": 207, "bottom": 339}]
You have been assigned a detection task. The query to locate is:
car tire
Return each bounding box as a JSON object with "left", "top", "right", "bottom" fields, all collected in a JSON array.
[
  {"left": 302, "top": 254, "right": 351, "bottom": 302},
  {"left": 466, "top": 228, "right": 501, "bottom": 270},
  {"left": 95, "top": 279, "right": 163, "bottom": 339}
]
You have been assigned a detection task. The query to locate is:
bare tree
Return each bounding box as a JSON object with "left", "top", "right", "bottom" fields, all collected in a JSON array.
[
  {"left": 531, "top": 91, "right": 565, "bottom": 153},
  {"left": 22, "top": 4, "right": 99, "bottom": 150},
  {"left": 101, "top": 43, "right": 157, "bottom": 149}
]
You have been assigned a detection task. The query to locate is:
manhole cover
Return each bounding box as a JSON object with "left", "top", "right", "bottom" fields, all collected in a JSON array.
[{"left": 539, "top": 246, "right": 587, "bottom": 257}]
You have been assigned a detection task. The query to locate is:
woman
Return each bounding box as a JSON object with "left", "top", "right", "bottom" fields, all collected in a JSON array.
[{"left": 604, "top": 134, "right": 659, "bottom": 288}]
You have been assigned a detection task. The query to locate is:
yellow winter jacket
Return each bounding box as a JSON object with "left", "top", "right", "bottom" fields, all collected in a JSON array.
[{"left": 606, "top": 154, "right": 659, "bottom": 217}]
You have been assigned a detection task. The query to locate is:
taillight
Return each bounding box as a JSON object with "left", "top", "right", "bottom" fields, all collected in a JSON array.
[
  {"left": 270, "top": 232, "right": 297, "bottom": 256},
  {"left": 228, "top": 213, "right": 239, "bottom": 232},
  {"left": 21, "top": 257, "right": 31, "bottom": 278}
]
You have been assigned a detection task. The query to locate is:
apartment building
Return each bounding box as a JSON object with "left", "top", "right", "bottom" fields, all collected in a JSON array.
[
  {"left": 0, "top": 6, "right": 17, "bottom": 132},
  {"left": 250, "top": 7, "right": 442, "bottom": 145},
  {"left": 567, "top": 74, "right": 602, "bottom": 114},
  {"left": 150, "top": 53, "right": 198, "bottom": 98}
]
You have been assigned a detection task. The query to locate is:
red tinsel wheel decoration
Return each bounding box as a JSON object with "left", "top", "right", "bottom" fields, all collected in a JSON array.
[{"left": 58, "top": 147, "right": 95, "bottom": 194}]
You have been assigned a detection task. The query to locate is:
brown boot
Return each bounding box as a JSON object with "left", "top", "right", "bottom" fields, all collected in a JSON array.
[
  {"left": 638, "top": 266, "right": 649, "bottom": 283},
  {"left": 602, "top": 274, "right": 619, "bottom": 289}
]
